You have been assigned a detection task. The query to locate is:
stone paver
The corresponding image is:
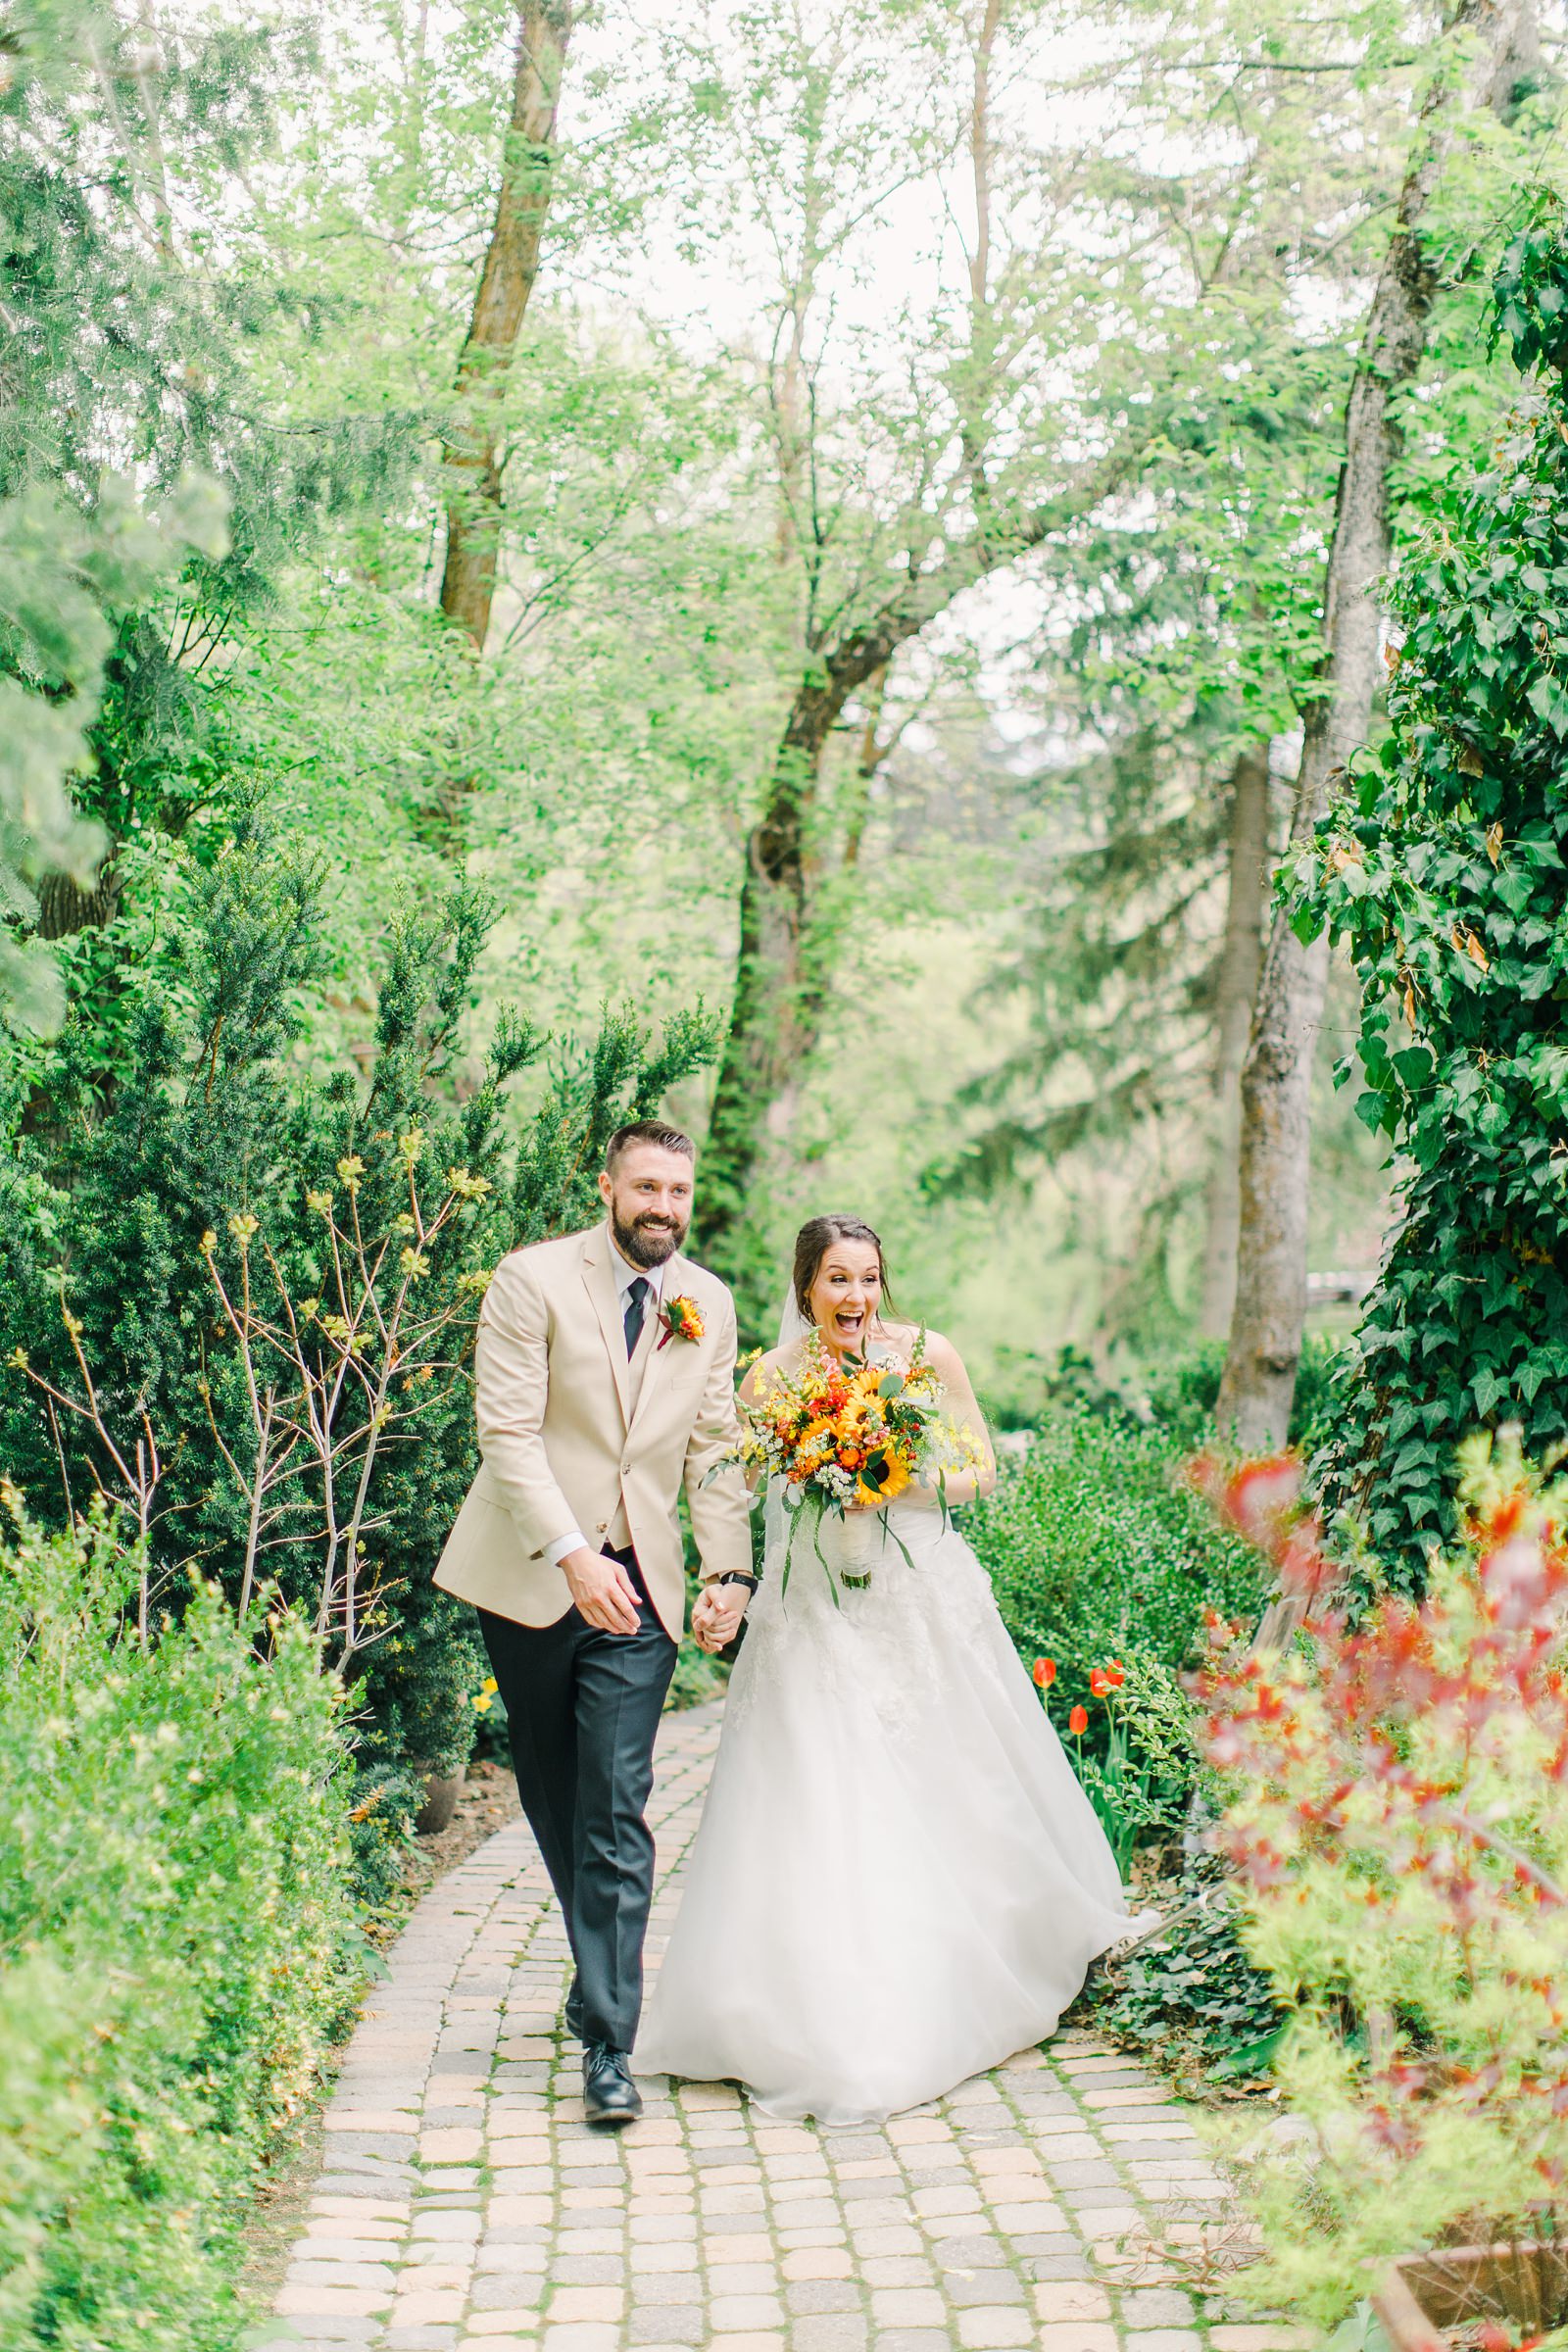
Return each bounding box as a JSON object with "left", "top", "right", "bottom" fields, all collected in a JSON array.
[{"left": 259, "top": 1701, "right": 1306, "bottom": 2352}]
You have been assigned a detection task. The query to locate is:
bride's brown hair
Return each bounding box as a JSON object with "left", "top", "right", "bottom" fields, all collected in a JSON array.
[{"left": 793, "top": 1214, "right": 895, "bottom": 1325}]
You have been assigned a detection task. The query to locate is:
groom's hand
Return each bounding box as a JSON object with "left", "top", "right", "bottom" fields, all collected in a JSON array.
[
  {"left": 691, "top": 1585, "right": 744, "bottom": 1653},
  {"left": 562, "top": 1546, "right": 642, "bottom": 1637}
]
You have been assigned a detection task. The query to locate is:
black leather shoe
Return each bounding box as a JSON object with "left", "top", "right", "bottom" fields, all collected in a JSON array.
[{"left": 582, "top": 2040, "right": 642, "bottom": 2128}]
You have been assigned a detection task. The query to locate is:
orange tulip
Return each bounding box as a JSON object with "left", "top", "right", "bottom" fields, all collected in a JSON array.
[
  {"left": 1032, "top": 1658, "right": 1056, "bottom": 1690},
  {"left": 1068, "top": 1704, "right": 1089, "bottom": 1737}
]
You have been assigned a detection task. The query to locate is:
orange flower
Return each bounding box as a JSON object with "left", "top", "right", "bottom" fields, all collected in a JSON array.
[
  {"left": 1032, "top": 1657, "right": 1056, "bottom": 1690},
  {"left": 1068, "top": 1704, "right": 1089, "bottom": 1736}
]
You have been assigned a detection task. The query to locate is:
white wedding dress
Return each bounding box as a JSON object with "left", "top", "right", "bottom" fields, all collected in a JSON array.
[{"left": 634, "top": 1335, "right": 1140, "bottom": 2125}]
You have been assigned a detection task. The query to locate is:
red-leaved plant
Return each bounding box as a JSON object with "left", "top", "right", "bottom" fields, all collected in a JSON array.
[{"left": 1189, "top": 1432, "right": 1568, "bottom": 2328}]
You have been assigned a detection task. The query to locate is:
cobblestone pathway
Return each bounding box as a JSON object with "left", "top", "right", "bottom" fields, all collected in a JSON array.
[{"left": 262, "top": 1700, "right": 1304, "bottom": 2352}]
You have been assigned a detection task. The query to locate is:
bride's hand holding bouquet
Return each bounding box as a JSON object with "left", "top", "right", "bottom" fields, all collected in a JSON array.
[{"left": 725, "top": 1329, "right": 989, "bottom": 1596}]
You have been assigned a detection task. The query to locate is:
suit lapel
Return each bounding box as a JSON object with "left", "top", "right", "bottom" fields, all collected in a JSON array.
[{"left": 581, "top": 1224, "right": 632, "bottom": 1425}]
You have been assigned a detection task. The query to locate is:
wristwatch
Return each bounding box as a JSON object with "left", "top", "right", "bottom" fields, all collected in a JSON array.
[{"left": 715, "top": 1571, "right": 759, "bottom": 1594}]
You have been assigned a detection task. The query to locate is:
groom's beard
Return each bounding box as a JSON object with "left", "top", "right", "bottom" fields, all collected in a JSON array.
[{"left": 612, "top": 1209, "right": 688, "bottom": 1268}]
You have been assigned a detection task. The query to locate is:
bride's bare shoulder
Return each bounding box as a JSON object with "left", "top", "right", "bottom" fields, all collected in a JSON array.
[
  {"left": 881, "top": 1321, "right": 966, "bottom": 1377},
  {"left": 739, "top": 1339, "right": 810, "bottom": 1395}
]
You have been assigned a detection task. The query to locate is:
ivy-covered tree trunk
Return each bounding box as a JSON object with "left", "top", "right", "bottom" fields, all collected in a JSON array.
[
  {"left": 1200, "top": 745, "right": 1273, "bottom": 1339},
  {"left": 1304, "top": 208, "right": 1568, "bottom": 1584},
  {"left": 438, "top": 0, "right": 571, "bottom": 655},
  {"left": 1217, "top": 0, "right": 1534, "bottom": 1449}
]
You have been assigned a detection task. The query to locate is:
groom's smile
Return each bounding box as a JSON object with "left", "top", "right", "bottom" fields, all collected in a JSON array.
[{"left": 599, "top": 1139, "right": 696, "bottom": 1269}]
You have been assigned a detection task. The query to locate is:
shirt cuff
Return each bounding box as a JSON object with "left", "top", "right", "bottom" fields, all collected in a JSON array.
[{"left": 544, "top": 1529, "right": 589, "bottom": 1568}]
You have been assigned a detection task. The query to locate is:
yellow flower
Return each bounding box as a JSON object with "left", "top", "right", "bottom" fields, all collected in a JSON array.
[
  {"left": 336, "top": 1154, "right": 366, "bottom": 1192},
  {"left": 228, "top": 1211, "right": 259, "bottom": 1246},
  {"left": 199, "top": 1229, "right": 218, "bottom": 1255},
  {"left": 400, "top": 1248, "right": 430, "bottom": 1279},
  {"left": 858, "top": 1455, "right": 911, "bottom": 1506},
  {"left": 305, "top": 1189, "right": 334, "bottom": 1217},
  {"left": 446, "top": 1166, "right": 492, "bottom": 1201},
  {"left": 398, "top": 1126, "right": 425, "bottom": 1167}
]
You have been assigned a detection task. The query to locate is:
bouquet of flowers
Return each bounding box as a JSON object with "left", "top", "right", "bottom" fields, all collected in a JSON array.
[{"left": 728, "top": 1330, "right": 987, "bottom": 1595}]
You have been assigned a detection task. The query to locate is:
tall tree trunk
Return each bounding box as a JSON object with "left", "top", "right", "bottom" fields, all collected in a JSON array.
[
  {"left": 1216, "top": 0, "right": 1532, "bottom": 1450},
  {"left": 697, "top": 454, "right": 1140, "bottom": 1297},
  {"left": 700, "top": 682, "right": 852, "bottom": 1299},
  {"left": 437, "top": 0, "right": 570, "bottom": 655},
  {"left": 1199, "top": 745, "right": 1272, "bottom": 1340}
]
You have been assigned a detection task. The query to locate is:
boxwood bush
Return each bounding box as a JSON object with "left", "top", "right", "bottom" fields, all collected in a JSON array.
[
  {"left": 0, "top": 1499, "right": 365, "bottom": 2352},
  {"left": 967, "top": 1401, "right": 1268, "bottom": 1745}
]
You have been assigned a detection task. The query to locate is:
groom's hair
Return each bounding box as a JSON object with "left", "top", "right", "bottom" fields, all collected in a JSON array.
[{"left": 605, "top": 1119, "right": 695, "bottom": 1171}]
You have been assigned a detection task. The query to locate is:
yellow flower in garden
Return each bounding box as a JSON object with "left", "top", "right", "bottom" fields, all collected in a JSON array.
[
  {"left": 305, "top": 1189, "right": 333, "bottom": 1217},
  {"left": 336, "top": 1154, "right": 366, "bottom": 1192},
  {"left": 399, "top": 1248, "right": 430, "bottom": 1279}
]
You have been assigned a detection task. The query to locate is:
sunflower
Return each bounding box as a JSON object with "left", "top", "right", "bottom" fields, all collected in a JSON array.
[{"left": 856, "top": 1451, "right": 911, "bottom": 1506}]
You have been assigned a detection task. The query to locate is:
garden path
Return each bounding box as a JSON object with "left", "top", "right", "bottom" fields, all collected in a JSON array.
[{"left": 259, "top": 1699, "right": 1304, "bottom": 2352}]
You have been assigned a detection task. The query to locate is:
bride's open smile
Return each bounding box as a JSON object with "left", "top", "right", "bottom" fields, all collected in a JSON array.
[{"left": 806, "top": 1238, "right": 884, "bottom": 1354}]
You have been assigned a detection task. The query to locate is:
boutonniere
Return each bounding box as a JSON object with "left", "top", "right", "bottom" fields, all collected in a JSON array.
[{"left": 658, "top": 1295, "right": 705, "bottom": 1348}]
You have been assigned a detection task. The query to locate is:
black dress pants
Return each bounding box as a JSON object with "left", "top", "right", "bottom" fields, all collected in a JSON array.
[{"left": 477, "top": 1546, "right": 677, "bottom": 2053}]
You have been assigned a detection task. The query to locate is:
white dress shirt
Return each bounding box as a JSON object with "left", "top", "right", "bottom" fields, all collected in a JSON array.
[{"left": 543, "top": 1231, "right": 667, "bottom": 1567}]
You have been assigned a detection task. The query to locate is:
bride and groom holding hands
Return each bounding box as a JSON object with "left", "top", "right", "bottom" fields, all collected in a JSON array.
[{"left": 435, "top": 1120, "right": 1137, "bottom": 2130}]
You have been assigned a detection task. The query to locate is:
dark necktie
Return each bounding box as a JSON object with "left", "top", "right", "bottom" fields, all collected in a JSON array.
[{"left": 623, "top": 1276, "right": 651, "bottom": 1357}]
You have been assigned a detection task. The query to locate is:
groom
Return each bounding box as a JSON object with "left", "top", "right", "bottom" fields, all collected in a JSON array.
[{"left": 434, "top": 1122, "right": 753, "bottom": 2126}]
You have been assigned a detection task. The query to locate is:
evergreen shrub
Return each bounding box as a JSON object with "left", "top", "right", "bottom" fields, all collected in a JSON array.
[
  {"left": 0, "top": 835, "right": 719, "bottom": 1795},
  {"left": 966, "top": 1403, "right": 1267, "bottom": 1764},
  {"left": 0, "top": 1497, "right": 363, "bottom": 2352}
]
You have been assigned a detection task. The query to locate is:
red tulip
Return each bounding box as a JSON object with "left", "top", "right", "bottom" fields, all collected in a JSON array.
[
  {"left": 1068, "top": 1704, "right": 1089, "bottom": 1737},
  {"left": 1090, "top": 1662, "right": 1125, "bottom": 1697},
  {"left": 1032, "top": 1657, "right": 1056, "bottom": 1689}
]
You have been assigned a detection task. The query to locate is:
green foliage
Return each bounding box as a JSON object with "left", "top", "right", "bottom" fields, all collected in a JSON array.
[
  {"left": 1200, "top": 1433, "right": 1568, "bottom": 2324},
  {"left": 967, "top": 1404, "right": 1267, "bottom": 1782},
  {"left": 1096, "top": 1849, "right": 1286, "bottom": 2082},
  {"left": 1142, "top": 1335, "right": 1344, "bottom": 1453},
  {"left": 1052, "top": 1648, "right": 1200, "bottom": 1872},
  {"left": 0, "top": 1499, "right": 363, "bottom": 2352},
  {"left": 0, "top": 473, "right": 228, "bottom": 1035},
  {"left": 1302, "top": 208, "right": 1568, "bottom": 1582},
  {"left": 0, "top": 836, "right": 718, "bottom": 1781}
]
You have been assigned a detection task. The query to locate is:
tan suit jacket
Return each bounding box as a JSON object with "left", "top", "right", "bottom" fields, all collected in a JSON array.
[{"left": 434, "top": 1222, "right": 753, "bottom": 1641}]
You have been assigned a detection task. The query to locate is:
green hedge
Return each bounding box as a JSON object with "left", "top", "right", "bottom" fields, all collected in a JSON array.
[
  {"left": 0, "top": 1503, "right": 365, "bottom": 2352},
  {"left": 967, "top": 1402, "right": 1268, "bottom": 1741}
]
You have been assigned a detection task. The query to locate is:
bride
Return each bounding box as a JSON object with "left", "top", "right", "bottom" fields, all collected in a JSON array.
[{"left": 633, "top": 1212, "right": 1141, "bottom": 2125}]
